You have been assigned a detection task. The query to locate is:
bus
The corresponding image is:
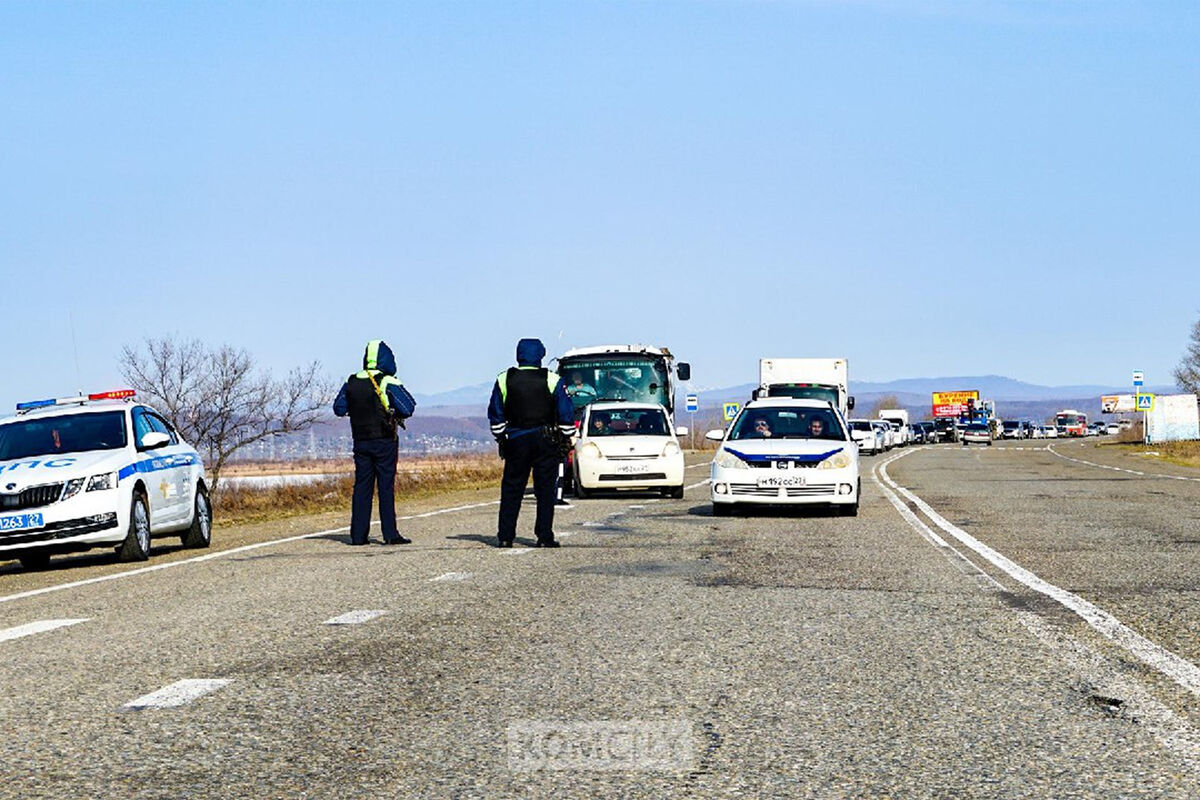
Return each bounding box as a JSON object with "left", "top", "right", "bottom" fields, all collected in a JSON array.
[{"left": 1055, "top": 409, "right": 1088, "bottom": 437}]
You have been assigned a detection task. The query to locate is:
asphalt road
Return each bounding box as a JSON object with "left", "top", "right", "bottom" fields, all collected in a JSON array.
[{"left": 1, "top": 444, "right": 1197, "bottom": 798}]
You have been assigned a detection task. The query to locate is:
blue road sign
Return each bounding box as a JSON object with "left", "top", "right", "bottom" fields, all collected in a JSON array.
[
  {"left": 1136, "top": 393, "right": 1155, "bottom": 412},
  {"left": 685, "top": 394, "right": 699, "bottom": 413}
]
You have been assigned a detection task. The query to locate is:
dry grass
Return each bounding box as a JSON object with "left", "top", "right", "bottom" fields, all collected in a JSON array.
[
  {"left": 1110, "top": 440, "right": 1200, "bottom": 469},
  {"left": 212, "top": 454, "right": 503, "bottom": 524}
]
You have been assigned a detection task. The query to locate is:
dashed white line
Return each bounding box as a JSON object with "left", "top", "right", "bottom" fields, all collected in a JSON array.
[
  {"left": 0, "top": 618, "right": 89, "bottom": 644},
  {"left": 429, "top": 572, "right": 473, "bottom": 583},
  {"left": 504, "top": 547, "right": 533, "bottom": 555},
  {"left": 1047, "top": 444, "right": 1200, "bottom": 482},
  {"left": 122, "top": 679, "right": 231, "bottom": 710},
  {"left": 323, "top": 609, "right": 388, "bottom": 625},
  {"left": 880, "top": 449, "right": 1200, "bottom": 698},
  {"left": 684, "top": 479, "right": 711, "bottom": 491}
]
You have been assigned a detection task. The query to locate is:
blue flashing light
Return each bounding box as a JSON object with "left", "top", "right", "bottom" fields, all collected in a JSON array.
[{"left": 16, "top": 398, "right": 56, "bottom": 411}]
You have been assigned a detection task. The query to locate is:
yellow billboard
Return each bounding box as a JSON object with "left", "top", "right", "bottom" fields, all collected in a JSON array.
[{"left": 932, "top": 390, "right": 980, "bottom": 418}]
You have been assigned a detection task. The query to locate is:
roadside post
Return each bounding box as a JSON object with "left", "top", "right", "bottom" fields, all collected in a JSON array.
[
  {"left": 1133, "top": 370, "right": 1145, "bottom": 443},
  {"left": 685, "top": 393, "right": 699, "bottom": 450}
]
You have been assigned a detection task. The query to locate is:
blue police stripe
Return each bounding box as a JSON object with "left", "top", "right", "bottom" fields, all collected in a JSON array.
[
  {"left": 724, "top": 447, "right": 843, "bottom": 464},
  {"left": 118, "top": 453, "right": 200, "bottom": 482}
]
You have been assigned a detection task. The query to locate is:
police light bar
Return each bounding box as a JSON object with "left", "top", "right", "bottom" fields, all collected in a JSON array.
[
  {"left": 15, "top": 398, "right": 56, "bottom": 411},
  {"left": 88, "top": 389, "right": 136, "bottom": 401}
]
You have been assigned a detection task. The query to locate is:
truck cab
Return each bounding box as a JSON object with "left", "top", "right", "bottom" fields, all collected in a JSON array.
[{"left": 754, "top": 358, "right": 854, "bottom": 418}]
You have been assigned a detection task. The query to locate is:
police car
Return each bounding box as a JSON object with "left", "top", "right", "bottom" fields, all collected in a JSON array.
[
  {"left": 0, "top": 390, "right": 211, "bottom": 570},
  {"left": 707, "top": 398, "right": 860, "bottom": 517}
]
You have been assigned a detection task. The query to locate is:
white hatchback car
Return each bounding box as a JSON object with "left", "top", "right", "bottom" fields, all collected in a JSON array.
[
  {"left": 708, "top": 399, "right": 859, "bottom": 516},
  {"left": 573, "top": 402, "right": 686, "bottom": 498},
  {"left": 0, "top": 390, "right": 211, "bottom": 570},
  {"left": 847, "top": 419, "right": 883, "bottom": 454}
]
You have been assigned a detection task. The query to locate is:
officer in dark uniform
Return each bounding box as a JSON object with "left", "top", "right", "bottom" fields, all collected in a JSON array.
[
  {"left": 333, "top": 339, "right": 417, "bottom": 546},
  {"left": 487, "top": 338, "right": 575, "bottom": 548}
]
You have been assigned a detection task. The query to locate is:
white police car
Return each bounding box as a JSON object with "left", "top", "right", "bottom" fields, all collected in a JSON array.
[
  {"left": 0, "top": 390, "right": 211, "bottom": 570},
  {"left": 707, "top": 398, "right": 860, "bottom": 517}
]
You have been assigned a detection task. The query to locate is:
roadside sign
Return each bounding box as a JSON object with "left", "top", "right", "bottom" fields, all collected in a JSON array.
[
  {"left": 685, "top": 394, "right": 699, "bottom": 413},
  {"left": 722, "top": 402, "right": 740, "bottom": 422},
  {"left": 1132, "top": 370, "right": 1144, "bottom": 387},
  {"left": 931, "top": 390, "right": 979, "bottom": 419},
  {"left": 1101, "top": 394, "right": 1135, "bottom": 413},
  {"left": 1136, "top": 393, "right": 1155, "bottom": 412}
]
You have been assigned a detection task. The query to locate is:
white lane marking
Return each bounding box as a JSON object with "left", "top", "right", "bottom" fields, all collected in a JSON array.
[
  {"left": 0, "top": 618, "right": 89, "bottom": 643},
  {"left": 429, "top": 572, "right": 473, "bottom": 583},
  {"left": 0, "top": 499, "right": 504, "bottom": 608},
  {"left": 880, "top": 449, "right": 1200, "bottom": 697},
  {"left": 122, "top": 679, "right": 231, "bottom": 710},
  {"left": 1047, "top": 444, "right": 1200, "bottom": 482},
  {"left": 323, "top": 609, "right": 388, "bottom": 625},
  {"left": 684, "top": 479, "right": 711, "bottom": 491},
  {"left": 582, "top": 521, "right": 606, "bottom": 527},
  {"left": 556, "top": 531, "right": 575, "bottom": 538},
  {"left": 686, "top": 462, "right": 710, "bottom": 470},
  {"left": 504, "top": 547, "right": 533, "bottom": 555},
  {"left": 628, "top": 505, "right": 646, "bottom": 509}
]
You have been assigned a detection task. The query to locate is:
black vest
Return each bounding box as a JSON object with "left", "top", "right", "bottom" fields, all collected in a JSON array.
[
  {"left": 504, "top": 367, "right": 555, "bottom": 429},
  {"left": 345, "top": 372, "right": 396, "bottom": 441}
]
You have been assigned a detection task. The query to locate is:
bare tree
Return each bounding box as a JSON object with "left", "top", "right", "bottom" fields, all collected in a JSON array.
[
  {"left": 1174, "top": 316, "right": 1200, "bottom": 396},
  {"left": 869, "top": 394, "right": 902, "bottom": 417},
  {"left": 120, "top": 336, "right": 334, "bottom": 491}
]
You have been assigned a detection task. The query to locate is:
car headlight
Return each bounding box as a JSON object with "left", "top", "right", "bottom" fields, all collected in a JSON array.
[
  {"left": 662, "top": 441, "right": 680, "bottom": 457},
  {"left": 579, "top": 442, "right": 602, "bottom": 459},
  {"left": 87, "top": 472, "right": 117, "bottom": 492},
  {"left": 714, "top": 449, "right": 748, "bottom": 470},
  {"left": 61, "top": 478, "right": 86, "bottom": 501},
  {"left": 816, "top": 452, "right": 852, "bottom": 470}
]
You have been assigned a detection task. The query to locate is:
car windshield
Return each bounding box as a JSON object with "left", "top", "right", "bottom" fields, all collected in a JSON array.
[
  {"left": 586, "top": 408, "right": 669, "bottom": 437},
  {"left": 729, "top": 407, "right": 846, "bottom": 441},
  {"left": 967, "top": 423, "right": 989, "bottom": 431},
  {"left": 557, "top": 357, "right": 669, "bottom": 411},
  {"left": 0, "top": 411, "right": 128, "bottom": 460},
  {"left": 849, "top": 421, "right": 874, "bottom": 432},
  {"left": 1003, "top": 421, "right": 1019, "bottom": 430}
]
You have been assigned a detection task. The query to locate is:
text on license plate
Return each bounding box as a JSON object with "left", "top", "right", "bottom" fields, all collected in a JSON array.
[
  {"left": 615, "top": 464, "right": 650, "bottom": 474},
  {"left": 758, "top": 475, "right": 806, "bottom": 488},
  {"left": 0, "top": 513, "right": 45, "bottom": 532}
]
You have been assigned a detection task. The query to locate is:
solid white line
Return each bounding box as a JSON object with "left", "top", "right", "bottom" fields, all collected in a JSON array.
[
  {"left": 0, "top": 498, "right": 507, "bottom": 608},
  {"left": 429, "top": 572, "right": 472, "bottom": 583},
  {"left": 0, "top": 618, "right": 89, "bottom": 643},
  {"left": 123, "top": 679, "right": 231, "bottom": 710},
  {"left": 684, "top": 479, "right": 711, "bottom": 491},
  {"left": 1046, "top": 444, "right": 1200, "bottom": 482},
  {"left": 323, "top": 609, "right": 388, "bottom": 625},
  {"left": 880, "top": 449, "right": 1200, "bottom": 698}
]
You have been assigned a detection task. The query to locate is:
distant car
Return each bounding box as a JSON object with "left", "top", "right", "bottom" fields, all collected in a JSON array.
[
  {"left": 1118, "top": 418, "right": 1134, "bottom": 430},
  {"left": 708, "top": 399, "right": 860, "bottom": 516},
  {"left": 1087, "top": 422, "right": 1104, "bottom": 437},
  {"left": 872, "top": 420, "right": 895, "bottom": 451},
  {"left": 1029, "top": 425, "right": 1045, "bottom": 439},
  {"left": 961, "top": 422, "right": 992, "bottom": 446},
  {"left": 1043, "top": 425, "right": 1059, "bottom": 439},
  {"left": 848, "top": 419, "right": 883, "bottom": 454},
  {"left": 933, "top": 419, "right": 956, "bottom": 443},
  {"left": 573, "top": 401, "right": 685, "bottom": 498},
  {"left": 1106, "top": 422, "right": 1121, "bottom": 435},
  {"left": 0, "top": 390, "right": 211, "bottom": 571},
  {"left": 1001, "top": 420, "right": 1022, "bottom": 439}
]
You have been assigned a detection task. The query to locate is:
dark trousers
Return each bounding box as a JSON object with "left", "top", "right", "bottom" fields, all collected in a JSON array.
[
  {"left": 351, "top": 437, "right": 399, "bottom": 544},
  {"left": 498, "top": 431, "right": 558, "bottom": 543}
]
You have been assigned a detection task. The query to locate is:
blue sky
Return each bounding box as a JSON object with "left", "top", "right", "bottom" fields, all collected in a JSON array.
[{"left": 1, "top": 0, "right": 1197, "bottom": 411}]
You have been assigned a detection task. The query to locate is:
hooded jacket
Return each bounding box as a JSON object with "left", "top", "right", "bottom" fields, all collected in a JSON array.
[
  {"left": 334, "top": 340, "right": 417, "bottom": 441},
  {"left": 487, "top": 338, "right": 574, "bottom": 440}
]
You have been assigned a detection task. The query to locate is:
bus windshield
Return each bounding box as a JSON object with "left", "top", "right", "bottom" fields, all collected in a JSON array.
[
  {"left": 557, "top": 357, "right": 669, "bottom": 413},
  {"left": 1056, "top": 414, "right": 1085, "bottom": 426}
]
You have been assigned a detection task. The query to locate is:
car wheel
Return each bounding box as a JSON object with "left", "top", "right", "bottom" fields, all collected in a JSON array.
[
  {"left": 118, "top": 491, "right": 152, "bottom": 562},
  {"left": 669, "top": 484, "right": 685, "bottom": 499},
  {"left": 841, "top": 502, "right": 859, "bottom": 517},
  {"left": 18, "top": 551, "right": 50, "bottom": 571},
  {"left": 712, "top": 503, "right": 732, "bottom": 517},
  {"left": 987, "top": 440, "right": 993, "bottom": 446},
  {"left": 181, "top": 484, "right": 212, "bottom": 549},
  {"left": 574, "top": 476, "right": 590, "bottom": 499}
]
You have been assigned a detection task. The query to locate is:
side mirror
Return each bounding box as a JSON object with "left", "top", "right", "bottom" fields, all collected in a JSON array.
[
  {"left": 677, "top": 363, "right": 691, "bottom": 381},
  {"left": 675, "top": 426, "right": 689, "bottom": 437},
  {"left": 140, "top": 431, "right": 170, "bottom": 450},
  {"left": 704, "top": 429, "right": 725, "bottom": 442},
  {"left": 847, "top": 396, "right": 855, "bottom": 410}
]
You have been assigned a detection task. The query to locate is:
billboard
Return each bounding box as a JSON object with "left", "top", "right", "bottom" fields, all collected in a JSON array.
[
  {"left": 932, "top": 390, "right": 979, "bottom": 419},
  {"left": 1100, "top": 394, "right": 1136, "bottom": 414},
  {"left": 1146, "top": 394, "right": 1200, "bottom": 443}
]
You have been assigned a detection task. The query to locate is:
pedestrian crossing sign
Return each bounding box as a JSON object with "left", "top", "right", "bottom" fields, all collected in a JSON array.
[
  {"left": 1136, "top": 393, "right": 1155, "bottom": 412},
  {"left": 722, "top": 402, "right": 740, "bottom": 421}
]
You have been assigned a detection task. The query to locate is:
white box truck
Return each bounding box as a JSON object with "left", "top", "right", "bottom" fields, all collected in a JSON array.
[
  {"left": 877, "top": 408, "right": 911, "bottom": 446},
  {"left": 755, "top": 358, "right": 854, "bottom": 417}
]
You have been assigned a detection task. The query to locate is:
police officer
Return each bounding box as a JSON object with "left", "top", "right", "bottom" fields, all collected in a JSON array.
[
  {"left": 488, "top": 338, "right": 575, "bottom": 548},
  {"left": 333, "top": 340, "right": 417, "bottom": 546}
]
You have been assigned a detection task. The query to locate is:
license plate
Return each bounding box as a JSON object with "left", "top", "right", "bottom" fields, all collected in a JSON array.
[
  {"left": 0, "top": 512, "right": 45, "bottom": 532},
  {"left": 758, "top": 475, "right": 806, "bottom": 488},
  {"left": 615, "top": 464, "right": 650, "bottom": 474}
]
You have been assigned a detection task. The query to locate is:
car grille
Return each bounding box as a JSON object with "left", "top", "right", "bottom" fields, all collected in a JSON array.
[
  {"left": 0, "top": 514, "right": 119, "bottom": 546},
  {"left": 747, "top": 461, "right": 819, "bottom": 470},
  {"left": 730, "top": 485, "right": 781, "bottom": 497},
  {"left": 598, "top": 473, "right": 668, "bottom": 481},
  {"left": 0, "top": 483, "right": 64, "bottom": 512},
  {"left": 605, "top": 454, "right": 659, "bottom": 461},
  {"left": 785, "top": 484, "right": 836, "bottom": 497}
]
